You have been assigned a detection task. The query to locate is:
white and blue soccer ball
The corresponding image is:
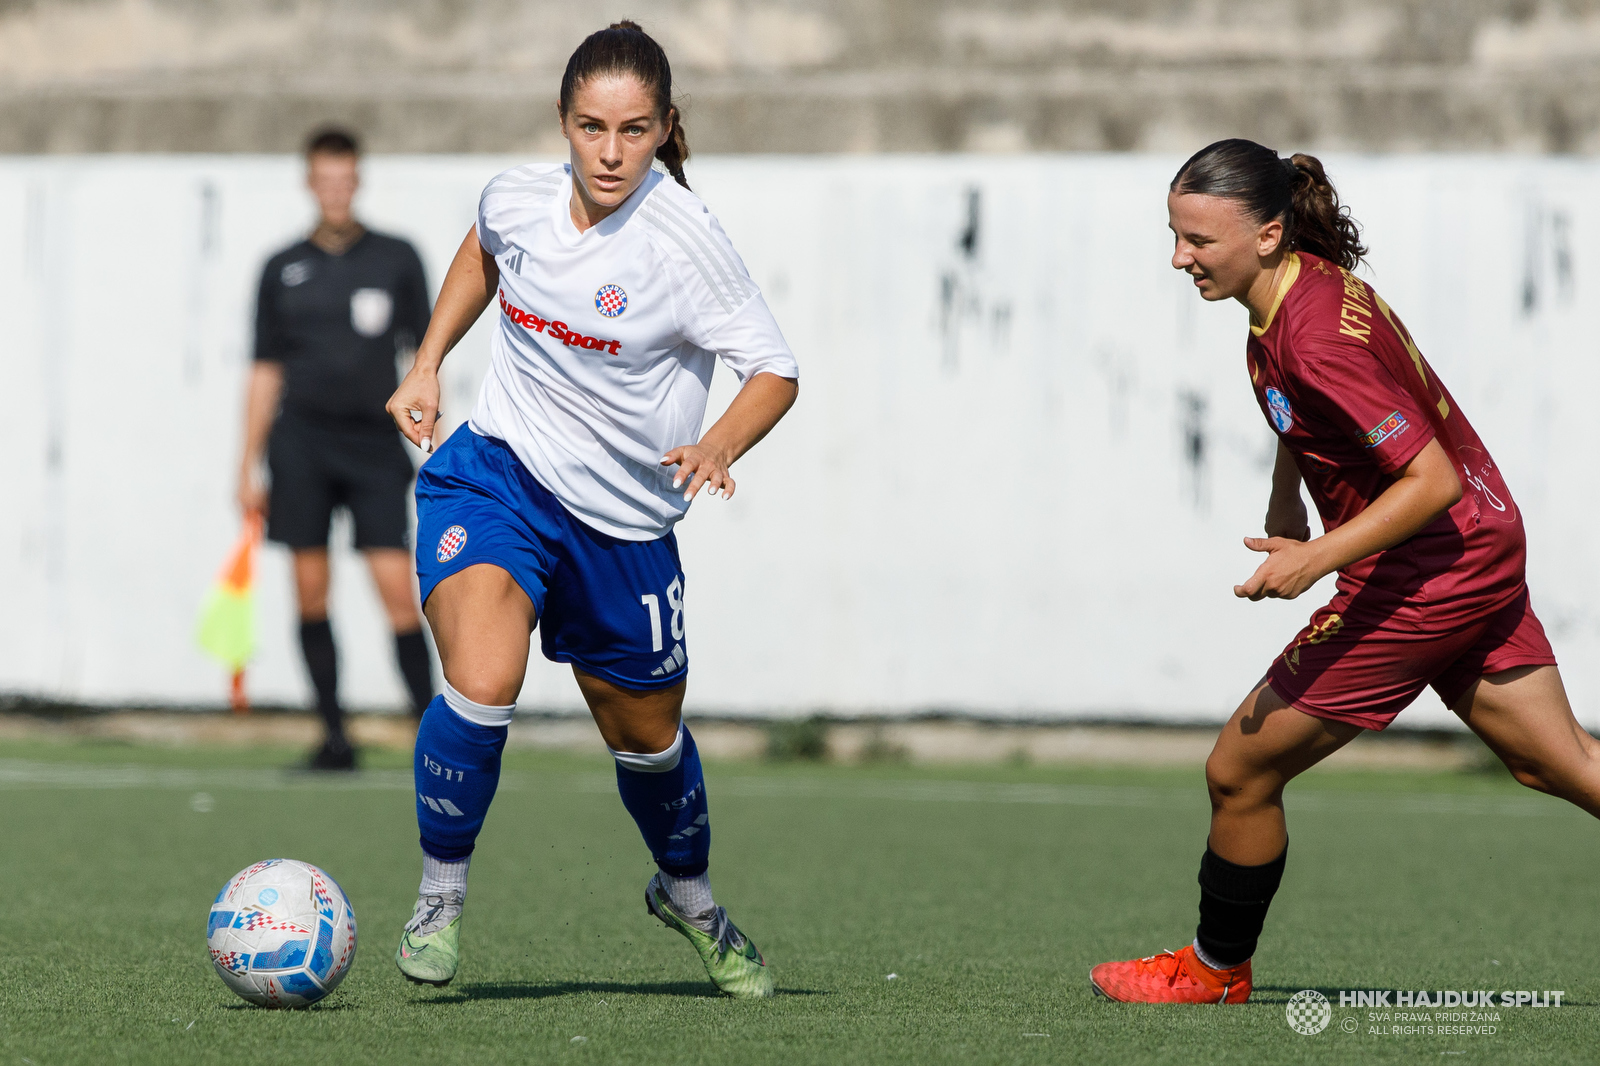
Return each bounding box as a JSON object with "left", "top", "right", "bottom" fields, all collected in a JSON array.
[{"left": 206, "top": 859, "right": 357, "bottom": 1008}]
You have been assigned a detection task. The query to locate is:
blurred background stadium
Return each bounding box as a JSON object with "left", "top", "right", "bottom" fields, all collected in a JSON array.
[{"left": 4, "top": 0, "right": 1600, "bottom": 729}]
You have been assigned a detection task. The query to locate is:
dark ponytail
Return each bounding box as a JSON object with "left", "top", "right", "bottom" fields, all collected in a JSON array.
[
  {"left": 559, "top": 20, "right": 691, "bottom": 190},
  {"left": 1170, "top": 138, "right": 1366, "bottom": 271}
]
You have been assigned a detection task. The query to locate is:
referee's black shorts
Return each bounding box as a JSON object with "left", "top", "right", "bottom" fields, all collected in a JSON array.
[{"left": 267, "top": 412, "right": 416, "bottom": 551}]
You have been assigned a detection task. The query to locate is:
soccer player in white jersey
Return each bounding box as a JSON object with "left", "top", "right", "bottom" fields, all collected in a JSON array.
[{"left": 384, "top": 22, "right": 798, "bottom": 998}]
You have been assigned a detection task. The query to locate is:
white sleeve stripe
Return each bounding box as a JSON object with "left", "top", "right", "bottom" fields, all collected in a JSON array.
[
  {"left": 647, "top": 197, "right": 753, "bottom": 303},
  {"left": 639, "top": 208, "right": 738, "bottom": 315},
  {"left": 484, "top": 179, "right": 563, "bottom": 198},
  {"left": 641, "top": 201, "right": 752, "bottom": 309},
  {"left": 486, "top": 177, "right": 561, "bottom": 190},
  {"left": 483, "top": 172, "right": 564, "bottom": 192}
]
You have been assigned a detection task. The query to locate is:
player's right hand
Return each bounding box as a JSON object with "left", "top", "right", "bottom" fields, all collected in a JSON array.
[
  {"left": 1234, "top": 536, "right": 1326, "bottom": 601},
  {"left": 387, "top": 366, "right": 440, "bottom": 454},
  {"left": 237, "top": 469, "right": 268, "bottom": 517}
]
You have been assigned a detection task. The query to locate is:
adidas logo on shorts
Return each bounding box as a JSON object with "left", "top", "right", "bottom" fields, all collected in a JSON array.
[{"left": 650, "top": 643, "right": 687, "bottom": 677}]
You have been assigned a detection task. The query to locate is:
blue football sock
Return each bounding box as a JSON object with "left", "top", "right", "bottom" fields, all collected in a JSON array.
[
  {"left": 612, "top": 724, "right": 710, "bottom": 877},
  {"left": 414, "top": 688, "right": 511, "bottom": 862}
]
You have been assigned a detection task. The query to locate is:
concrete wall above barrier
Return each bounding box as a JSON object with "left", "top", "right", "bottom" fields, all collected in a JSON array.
[{"left": 3, "top": 153, "right": 1597, "bottom": 728}]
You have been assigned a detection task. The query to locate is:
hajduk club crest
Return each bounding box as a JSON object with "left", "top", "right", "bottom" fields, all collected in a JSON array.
[
  {"left": 436, "top": 525, "right": 467, "bottom": 563},
  {"left": 595, "top": 284, "right": 627, "bottom": 318}
]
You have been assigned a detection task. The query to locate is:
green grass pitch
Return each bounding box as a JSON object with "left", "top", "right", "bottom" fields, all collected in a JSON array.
[{"left": 0, "top": 735, "right": 1594, "bottom": 1065}]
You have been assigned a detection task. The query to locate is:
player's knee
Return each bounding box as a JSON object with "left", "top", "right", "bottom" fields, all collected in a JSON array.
[
  {"left": 1204, "top": 755, "right": 1257, "bottom": 810},
  {"left": 1209, "top": 755, "right": 1248, "bottom": 806},
  {"left": 1502, "top": 754, "right": 1580, "bottom": 798},
  {"left": 1510, "top": 768, "right": 1553, "bottom": 793}
]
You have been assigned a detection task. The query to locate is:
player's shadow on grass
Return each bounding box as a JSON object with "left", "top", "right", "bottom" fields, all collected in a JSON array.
[
  {"left": 421, "top": 980, "right": 827, "bottom": 1002},
  {"left": 219, "top": 1002, "right": 358, "bottom": 1012},
  {"left": 1251, "top": 984, "right": 1345, "bottom": 1004}
]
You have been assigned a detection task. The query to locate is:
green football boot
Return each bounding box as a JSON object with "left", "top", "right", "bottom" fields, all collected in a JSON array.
[
  {"left": 645, "top": 874, "right": 774, "bottom": 999},
  {"left": 395, "top": 892, "right": 463, "bottom": 986}
]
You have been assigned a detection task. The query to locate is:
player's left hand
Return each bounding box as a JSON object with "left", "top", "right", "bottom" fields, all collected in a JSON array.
[
  {"left": 661, "top": 444, "right": 735, "bottom": 503},
  {"left": 1234, "top": 536, "right": 1326, "bottom": 601}
]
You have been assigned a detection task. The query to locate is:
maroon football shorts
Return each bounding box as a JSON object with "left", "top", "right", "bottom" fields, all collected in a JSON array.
[{"left": 1265, "top": 583, "right": 1557, "bottom": 730}]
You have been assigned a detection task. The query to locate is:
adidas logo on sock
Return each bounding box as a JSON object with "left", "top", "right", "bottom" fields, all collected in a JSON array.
[
  {"left": 668, "top": 813, "right": 709, "bottom": 841},
  {"left": 649, "top": 643, "right": 687, "bottom": 677},
  {"left": 418, "top": 793, "right": 465, "bottom": 816}
]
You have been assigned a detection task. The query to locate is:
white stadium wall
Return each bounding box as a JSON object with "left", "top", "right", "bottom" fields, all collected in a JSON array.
[{"left": 2, "top": 154, "right": 1597, "bottom": 728}]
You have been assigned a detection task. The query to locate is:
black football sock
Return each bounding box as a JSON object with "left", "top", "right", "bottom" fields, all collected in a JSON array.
[
  {"left": 298, "top": 619, "right": 346, "bottom": 745},
  {"left": 1194, "top": 843, "right": 1287, "bottom": 968},
  {"left": 394, "top": 628, "right": 435, "bottom": 718}
]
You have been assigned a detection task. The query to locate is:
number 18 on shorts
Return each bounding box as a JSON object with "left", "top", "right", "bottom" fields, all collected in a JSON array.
[
  {"left": 639, "top": 577, "right": 687, "bottom": 679},
  {"left": 414, "top": 429, "right": 690, "bottom": 691}
]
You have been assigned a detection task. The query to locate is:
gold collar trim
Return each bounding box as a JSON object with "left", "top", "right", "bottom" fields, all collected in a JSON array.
[{"left": 1250, "top": 253, "right": 1301, "bottom": 337}]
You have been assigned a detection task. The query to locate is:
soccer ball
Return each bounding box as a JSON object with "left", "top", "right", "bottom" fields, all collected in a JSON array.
[{"left": 206, "top": 859, "right": 357, "bottom": 1008}]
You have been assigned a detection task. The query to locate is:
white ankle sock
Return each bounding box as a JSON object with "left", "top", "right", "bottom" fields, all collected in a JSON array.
[
  {"left": 660, "top": 870, "right": 714, "bottom": 917},
  {"left": 420, "top": 854, "right": 470, "bottom": 899},
  {"left": 1192, "top": 938, "right": 1237, "bottom": 971}
]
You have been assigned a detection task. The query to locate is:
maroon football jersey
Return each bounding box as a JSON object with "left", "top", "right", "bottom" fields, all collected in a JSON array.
[{"left": 1245, "top": 252, "right": 1525, "bottom": 621}]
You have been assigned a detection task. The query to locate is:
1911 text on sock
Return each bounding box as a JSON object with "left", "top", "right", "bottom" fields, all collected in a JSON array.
[{"left": 422, "top": 754, "right": 466, "bottom": 782}]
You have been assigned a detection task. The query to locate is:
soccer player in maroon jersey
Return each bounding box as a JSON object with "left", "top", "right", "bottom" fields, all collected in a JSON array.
[{"left": 1090, "top": 139, "right": 1600, "bottom": 1004}]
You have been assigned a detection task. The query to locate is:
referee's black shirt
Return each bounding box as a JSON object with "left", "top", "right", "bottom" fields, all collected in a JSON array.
[{"left": 254, "top": 231, "right": 431, "bottom": 428}]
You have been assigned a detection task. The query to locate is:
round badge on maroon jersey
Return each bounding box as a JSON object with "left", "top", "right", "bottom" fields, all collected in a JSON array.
[
  {"left": 1265, "top": 387, "right": 1294, "bottom": 434},
  {"left": 595, "top": 284, "right": 627, "bottom": 318},
  {"left": 436, "top": 525, "right": 467, "bottom": 563}
]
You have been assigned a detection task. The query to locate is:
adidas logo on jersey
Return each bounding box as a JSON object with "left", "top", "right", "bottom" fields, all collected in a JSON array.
[{"left": 498, "top": 289, "right": 621, "bottom": 356}]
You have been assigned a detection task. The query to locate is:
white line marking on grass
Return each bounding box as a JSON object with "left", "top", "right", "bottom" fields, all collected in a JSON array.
[
  {"left": 0, "top": 760, "right": 414, "bottom": 791},
  {"left": 0, "top": 760, "right": 1568, "bottom": 817},
  {"left": 690, "top": 775, "right": 1563, "bottom": 818}
]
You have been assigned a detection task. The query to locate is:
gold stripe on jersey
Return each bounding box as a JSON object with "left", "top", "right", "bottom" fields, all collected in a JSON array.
[
  {"left": 1373, "top": 291, "right": 1451, "bottom": 420},
  {"left": 1250, "top": 253, "right": 1301, "bottom": 337}
]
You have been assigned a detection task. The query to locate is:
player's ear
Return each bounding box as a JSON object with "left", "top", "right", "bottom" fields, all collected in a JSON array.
[
  {"left": 556, "top": 101, "right": 569, "bottom": 140},
  {"left": 1257, "top": 219, "right": 1285, "bottom": 259}
]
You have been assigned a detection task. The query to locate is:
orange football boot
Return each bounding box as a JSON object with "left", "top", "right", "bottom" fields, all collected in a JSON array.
[{"left": 1090, "top": 945, "right": 1251, "bottom": 1003}]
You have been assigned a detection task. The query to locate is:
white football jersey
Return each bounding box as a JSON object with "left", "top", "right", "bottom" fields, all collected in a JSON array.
[{"left": 467, "top": 163, "right": 798, "bottom": 541}]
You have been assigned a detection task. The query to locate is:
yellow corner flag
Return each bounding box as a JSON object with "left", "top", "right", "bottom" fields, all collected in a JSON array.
[{"left": 197, "top": 512, "right": 263, "bottom": 713}]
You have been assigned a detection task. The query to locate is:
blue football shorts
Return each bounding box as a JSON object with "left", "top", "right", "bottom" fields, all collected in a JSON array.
[{"left": 414, "top": 428, "right": 688, "bottom": 691}]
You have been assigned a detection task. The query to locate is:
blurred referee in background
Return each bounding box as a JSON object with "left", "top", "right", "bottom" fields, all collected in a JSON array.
[{"left": 237, "top": 127, "right": 435, "bottom": 770}]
